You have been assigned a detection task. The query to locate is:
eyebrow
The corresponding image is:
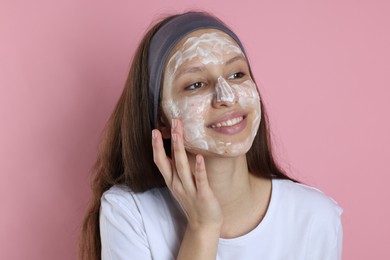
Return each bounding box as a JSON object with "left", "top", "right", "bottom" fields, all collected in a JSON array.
[
  {"left": 225, "top": 55, "right": 246, "bottom": 65},
  {"left": 174, "top": 55, "right": 246, "bottom": 81},
  {"left": 175, "top": 65, "right": 206, "bottom": 81}
]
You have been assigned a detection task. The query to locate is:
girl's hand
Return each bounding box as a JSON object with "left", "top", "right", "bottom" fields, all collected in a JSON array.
[{"left": 152, "top": 119, "right": 223, "bottom": 231}]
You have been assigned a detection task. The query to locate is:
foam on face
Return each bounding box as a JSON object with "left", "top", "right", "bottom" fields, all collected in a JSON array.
[
  {"left": 216, "top": 76, "right": 235, "bottom": 103},
  {"left": 161, "top": 32, "right": 261, "bottom": 156},
  {"left": 168, "top": 33, "right": 243, "bottom": 75}
]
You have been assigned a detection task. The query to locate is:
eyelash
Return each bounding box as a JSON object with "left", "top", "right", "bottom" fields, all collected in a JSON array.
[
  {"left": 227, "top": 72, "right": 245, "bottom": 80},
  {"left": 185, "top": 72, "right": 246, "bottom": 91},
  {"left": 185, "top": 82, "right": 205, "bottom": 91}
]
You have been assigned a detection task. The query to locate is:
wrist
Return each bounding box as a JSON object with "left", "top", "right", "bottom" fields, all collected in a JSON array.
[{"left": 186, "top": 222, "right": 222, "bottom": 239}]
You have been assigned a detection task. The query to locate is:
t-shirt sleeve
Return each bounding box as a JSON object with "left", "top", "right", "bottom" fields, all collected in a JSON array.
[
  {"left": 99, "top": 191, "right": 152, "bottom": 260},
  {"left": 330, "top": 220, "right": 343, "bottom": 260},
  {"left": 306, "top": 214, "right": 343, "bottom": 260}
]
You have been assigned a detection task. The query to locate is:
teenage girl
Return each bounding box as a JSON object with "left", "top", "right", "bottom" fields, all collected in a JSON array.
[{"left": 80, "top": 11, "right": 343, "bottom": 260}]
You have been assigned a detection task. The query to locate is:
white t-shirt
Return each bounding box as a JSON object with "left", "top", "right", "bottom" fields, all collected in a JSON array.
[{"left": 100, "top": 179, "right": 343, "bottom": 260}]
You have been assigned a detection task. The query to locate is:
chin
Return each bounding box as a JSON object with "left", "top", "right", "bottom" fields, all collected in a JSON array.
[{"left": 184, "top": 138, "right": 253, "bottom": 158}]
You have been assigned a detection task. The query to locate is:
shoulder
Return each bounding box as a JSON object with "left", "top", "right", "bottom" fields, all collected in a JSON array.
[
  {"left": 273, "top": 179, "right": 343, "bottom": 219},
  {"left": 100, "top": 185, "right": 173, "bottom": 222},
  {"left": 101, "top": 185, "right": 172, "bottom": 214},
  {"left": 271, "top": 179, "right": 343, "bottom": 257},
  {"left": 99, "top": 185, "right": 177, "bottom": 238},
  {"left": 100, "top": 187, "right": 178, "bottom": 258},
  {"left": 100, "top": 185, "right": 186, "bottom": 259},
  {"left": 273, "top": 179, "right": 344, "bottom": 258}
]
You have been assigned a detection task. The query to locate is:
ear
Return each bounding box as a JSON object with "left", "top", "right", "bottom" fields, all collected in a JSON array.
[{"left": 157, "top": 114, "right": 171, "bottom": 139}]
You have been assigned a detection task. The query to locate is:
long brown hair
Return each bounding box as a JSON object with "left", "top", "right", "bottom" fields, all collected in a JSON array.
[{"left": 79, "top": 11, "right": 295, "bottom": 260}]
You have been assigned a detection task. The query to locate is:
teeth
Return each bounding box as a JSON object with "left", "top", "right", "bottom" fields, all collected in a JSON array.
[{"left": 210, "top": 116, "right": 244, "bottom": 128}]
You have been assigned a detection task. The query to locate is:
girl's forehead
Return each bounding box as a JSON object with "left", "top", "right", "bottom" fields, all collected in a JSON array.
[
  {"left": 182, "top": 32, "right": 236, "bottom": 49},
  {"left": 170, "top": 29, "right": 237, "bottom": 53},
  {"left": 165, "top": 29, "right": 244, "bottom": 74}
]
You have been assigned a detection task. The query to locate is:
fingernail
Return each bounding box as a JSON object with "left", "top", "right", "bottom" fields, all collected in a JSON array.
[
  {"left": 152, "top": 130, "right": 156, "bottom": 139},
  {"left": 196, "top": 154, "right": 202, "bottom": 164},
  {"left": 172, "top": 118, "right": 177, "bottom": 129},
  {"left": 172, "top": 133, "right": 177, "bottom": 144}
]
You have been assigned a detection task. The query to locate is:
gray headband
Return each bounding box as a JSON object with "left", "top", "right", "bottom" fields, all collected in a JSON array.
[{"left": 148, "top": 12, "right": 247, "bottom": 129}]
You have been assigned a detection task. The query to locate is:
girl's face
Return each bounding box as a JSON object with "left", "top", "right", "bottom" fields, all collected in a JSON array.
[{"left": 160, "top": 29, "right": 261, "bottom": 157}]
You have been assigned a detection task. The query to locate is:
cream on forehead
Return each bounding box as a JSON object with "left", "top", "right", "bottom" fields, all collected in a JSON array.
[{"left": 167, "top": 32, "right": 244, "bottom": 75}]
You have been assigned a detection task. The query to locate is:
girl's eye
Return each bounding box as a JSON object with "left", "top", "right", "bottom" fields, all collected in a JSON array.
[
  {"left": 227, "top": 72, "right": 245, "bottom": 80},
  {"left": 185, "top": 82, "right": 204, "bottom": 91}
]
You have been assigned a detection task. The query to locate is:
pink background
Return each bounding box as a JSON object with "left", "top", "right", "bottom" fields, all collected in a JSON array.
[{"left": 1, "top": 0, "right": 389, "bottom": 259}]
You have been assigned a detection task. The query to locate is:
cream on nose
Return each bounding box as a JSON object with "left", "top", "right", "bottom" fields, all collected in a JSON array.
[{"left": 216, "top": 76, "right": 235, "bottom": 103}]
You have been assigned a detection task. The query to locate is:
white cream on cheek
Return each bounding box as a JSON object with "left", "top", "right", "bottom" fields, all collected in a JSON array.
[
  {"left": 162, "top": 32, "right": 262, "bottom": 156},
  {"left": 162, "top": 79, "right": 261, "bottom": 156}
]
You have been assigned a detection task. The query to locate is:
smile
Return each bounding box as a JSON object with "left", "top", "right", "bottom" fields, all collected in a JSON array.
[{"left": 209, "top": 116, "right": 244, "bottom": 128}]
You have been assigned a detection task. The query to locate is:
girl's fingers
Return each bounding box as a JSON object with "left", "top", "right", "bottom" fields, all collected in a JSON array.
[
  {"left": 171, "top": 119, "right": 196, "bottom": 193},
  {"left": 194, "top": 154, "right": 210, "bottom": 195},
  {"left": 152, "top": 129, "right": 173, "bottom": 185}
]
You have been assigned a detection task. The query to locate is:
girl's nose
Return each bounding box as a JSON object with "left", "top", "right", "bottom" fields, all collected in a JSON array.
[{"left": 213, "top": 76, "right": 236, "bottom": 107}]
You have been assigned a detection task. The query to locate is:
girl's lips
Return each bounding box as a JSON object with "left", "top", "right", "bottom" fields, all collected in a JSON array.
[
  {"left": 207, "top": 111, "right": 247, "bottom": 126},
  {"left": 207, "top": 112, "right": 248, "bottom": 135},
  {"left": 209, "top": 116, "right": 244, "bottom": 128}
]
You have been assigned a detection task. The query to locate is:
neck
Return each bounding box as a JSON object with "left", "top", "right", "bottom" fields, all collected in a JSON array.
[
  {"left": 187, "top": 154, "right": 268, "bottom": 216},
  {"left": 187, "top": 153, "right": 271, "bottom": 238},
  {"left": 203, "top": 155, "right": 250, "bottom": 205}
]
